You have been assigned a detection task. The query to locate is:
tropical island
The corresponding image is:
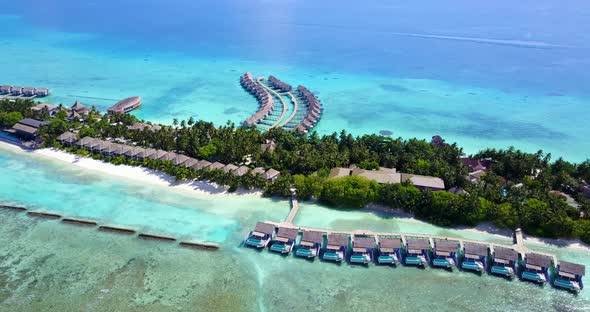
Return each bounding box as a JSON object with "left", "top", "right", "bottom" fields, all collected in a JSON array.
[{"left": 1, "top": 97, "right": 590, "bottom": 245}]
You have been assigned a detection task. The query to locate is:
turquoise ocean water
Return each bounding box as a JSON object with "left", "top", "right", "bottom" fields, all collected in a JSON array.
[{"left": 2, "top": 1, "right": 590, "bottom": 310}]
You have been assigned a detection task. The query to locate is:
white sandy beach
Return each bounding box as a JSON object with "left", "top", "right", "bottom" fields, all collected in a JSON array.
[{"left": 1, "top": 140, "right": 588, "bottom": 251}]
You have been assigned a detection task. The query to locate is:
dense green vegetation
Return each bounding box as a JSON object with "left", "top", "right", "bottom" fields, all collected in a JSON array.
[{"left": 2, "top": 98, "right": 590, "bottom": 243}]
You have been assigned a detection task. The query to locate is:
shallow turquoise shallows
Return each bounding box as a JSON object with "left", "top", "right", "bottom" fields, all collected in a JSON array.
[{"left": 1, "top": 146, "right": 590, "bottom": 310}]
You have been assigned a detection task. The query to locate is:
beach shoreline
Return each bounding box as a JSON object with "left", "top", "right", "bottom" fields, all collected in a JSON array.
[{"left": 1, "top": 140, "right": 588, "bottom": 252}]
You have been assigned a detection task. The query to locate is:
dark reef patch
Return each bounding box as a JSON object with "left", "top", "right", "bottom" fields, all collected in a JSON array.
[
  {"left": 379, "top": 130, "right": 393, "bottom": 136},
  {"left": 223, "top": 107, "right": 241, "bottom": 115}
]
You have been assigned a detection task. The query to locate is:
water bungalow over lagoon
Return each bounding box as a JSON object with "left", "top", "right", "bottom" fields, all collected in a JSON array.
[
  {"left": 245, "top": 222, "right": 276, "bottom": 248},
  {"left": 461, "top": 243, "right": 488, "bottom": 272},
  {"left": 22, "top": 87, "right": 35, "bottom": 97},
  {"left": 377, "top": 236, "right": 402, "bottom": 265},
  {"left": 322, "top": 234, "right": 349, "bottom": 262},
  {"left": 296, "top": 230, "right": 323, "bottom": 258},
  {"left": 521, "top": 253, "right": 552, "bottom": 284},
  {"left": 0, "top": 85, "right": 12, "bottom": 94},
  {"left": 404, "top": 238, "right": 431, "bottom": 266},
  {"left": 432, "top": 240, "right": 459, "bottom": 270},
  {"left": 491, "top": 247, "right": 519, "bottom": 278},
  {"left": 11, "top": 86, "right": 23, "bottom": 96},
  {"left": 554, "top": 261, "right": 585, "bottom": 292},
  {"left": 270, "top": 227, "right": 299, "bottom": 254},
  {"left": 268, "top": 75, "right": 293, "bottom": 92},
  {"left": 350, "top": 236, "right": 376, "bottom": 264}
]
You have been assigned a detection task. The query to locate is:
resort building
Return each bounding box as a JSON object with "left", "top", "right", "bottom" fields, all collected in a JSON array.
[
  {"left": 244, "top": 222, "right": 276, "bottom": 248},
  {"left": 322, "top": 234, "right": 349, "bottom": 262},
  {"left": 404, "top": 238, "right": 431, "bottom": 266},
  {"left": 182, "top": 158, "right": 199, "bottom": 168},
  {"left": 270, "top": 227, "right": 299, "bottom": 254},
  {"left": 107, "top": 96, "right": 142, "bottom": 114},
  {"left": 192, "top": 160, "right": 212, "bottom": 171},
  {"left": 432, "top": 240, "right": 459, "bottom": 269},
  {"left": 173, "top": 154, "right": 191, "bottom": 166},
  {"left": 222, "top": 164, "right": 238, "bottom": 174},
  {"left": 35, "top": 87, "right": 50, "bottom": 97},
  {"left": 296, "top": 230, "right": 323, "bottom": 258},
  {"left": 268, "top": 75, "right": 292, "bottom": 92},
  {"left": 377, "top": 236, "right": 402, "bottom": 265},
  {"left": 31, "top": 103, "right": 57, "bottom": 116},
  {"left": 491, "top": 247, "right": 519, "bottom": 278},
  {"left": 75, "top": 137, "right": 96, "bottom": 149},
  {"left": 350, "top": 236, "right": 376, "bottom": 264},
  {"left": 12, "top": 118, "right": 49, "bottom": 139},
  {"left": 328, "top": 167, "right": 444, "bottom": 190},
  {"left": 71, "top": 101, "right": 90, "bottom": 116},
  {"left": 22, "top": 87, "right": 36, "bottom": 97},
  {"left": 56, "top": 132, "right": 78, "bottom": 146},
  {"left": 124, "top": 146, "right": 143, "bottom": 159},
  {"left": 233, "top": 166, "right": 250, "bottom": 177},
  {"left": 11, "top": 87, "right": 23, "bottom": 96},
  {"left": 521, "top": 253, "right": 552, "bottom": 284},
  {"left": 208, "top": 162, "right": 225, "bottom": 170},
  {"left": 554, "top": 261, "right": 585, "bottom": 292},
  {"left": 400, "top": 173, "right": 445, "bottom": 191},
  {"left": 117, "top": 144, "right": 133, "bottom": 156},
  {"left": 128, "top": 122, "right": 162, "bottom": 132},
  {"left": 461, "top": 243, "right": 488, "bottom": 272},
  {"left": 251, "top": 167, "right": 266, "bottom": 176},
  {"left": 262, "top": 169, "right": 280, "bottom": 181}
]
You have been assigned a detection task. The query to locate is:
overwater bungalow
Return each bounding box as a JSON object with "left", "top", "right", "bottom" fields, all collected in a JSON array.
[
  {"left": 192, "top": 160, "right": 212, "bottom": 171},
  {"left": 270, "top": 227, "right": 299, "bottom": 254},
  {"left": 322, "top": 234, "right": 349, "bottom": 262},
  {"left": 56, "top": 132, "right": 77, "bottom": 146},
  {"left": 461, "top": 243, "right": 488, "bottom": 272},
  {"left": 11, "top": 86, "right": 23, "bottom": 96},
  {"left": 0, "top": 85, "right": 12, "bottom": 94},
  {"left": 432, "top": 240, "right": 459, "bottom": 270},
  {"left": 22, "top": 87, "right": 35, "bottom": 97},
  {"left": 554, "top": 261, "right": 585, "bottom": 292},
  {"left": 244, "top": 222, "right": 276, "bottom": 248},
  {"left": 35, "top": 87, "right": 50, "bottom": 97},
  {"left": 521, "top": 253, "right": 552, "bottom": 284},
  {"left": 491, "top": 247, "right": 519, "bottom": 278},
  {"left": 296, "top": 230, "right": 323, "bottom": 258},
  {"left": 268, "top": 75, "right": 293, "bottom": 92},
  {"left": 209, "top": 162, "right": 225, "bottom": 170},
  {"left": 404, "top": 238, "right": 431, "bottom": 266},
  {"left": 377, "top": 236, "right": 402, "bottom": 265},
  {"left": 222, "top": 164, "right": 238, "bottom": 174},
  {"left": 350, "top": 236, "right": 376, "bottom": 264}
]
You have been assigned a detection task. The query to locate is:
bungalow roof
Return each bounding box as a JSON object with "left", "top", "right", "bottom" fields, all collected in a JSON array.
[
  {"left": 559, "top": 261, "right": 586, "bottom": 276},
  {"left": 222, "top": 164, "right": 238, "bottom": 173},
  {"left": 494, "top": 247, "right": 518, "bottom": 261},
  {"left": 233, "top": 166, "right": 249, "bottom": 176},
  {"left": 379, "top": 237, "right": 401, "bottom": 249},
  {"left": 353, "top": 236, "right": 376, "bottom": 249},
  {"left": 326, "top": 234, "right": 349, "bottom": 247},
  {"left": 401, "top": 173, "right": 445, "bottom": 190},
  {"left": 526, "top": 253, "right": 552, "bottom": 268},
  {"left": 301, "top": 230, "right": 323, "bottom": 244},
  {"left": 328, "top": 168, "right": 352, "bottom": 178},
  {"left": 277, "top": 227, "right": 299, "bottom": 240},
  {"left": 463, "top": 243, "right": 488, "bottom": 256},
  {"left": 262, "top": 168, "right": 280, "bottom": 180},
  {"left": 209, "top": 162, "right": 225, "bottom": 170},
  {"left": 253, "top": 222, "right": 275, "bottom": 235},
  {"left": 406, "top": 238, "right": 430, "bottom": 250},
  {"left": 434, "top": 240, "right": 459, "bottom": 252},
  {"left": 192, "top": 160, "right": 212, "bottom": 170}
]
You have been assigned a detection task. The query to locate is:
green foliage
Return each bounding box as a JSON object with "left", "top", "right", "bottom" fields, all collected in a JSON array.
[
  {"left": 320, "top": 175, "right": 379, "bottom": 208},
  {"left": 0, "top": 111, "right": 24, "bottom": 127},
  {"left": 358, "top": 160, "right": 379, "bottom": 170}
]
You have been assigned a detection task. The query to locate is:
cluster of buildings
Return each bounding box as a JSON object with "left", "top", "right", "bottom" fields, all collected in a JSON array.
[
  {"left": 31, "top": 101, "right": 91, "bottom": 120},
  {"left": 0, "top": 85, "right": 50, "bottom": 97},
  {"left": 329, "top": 166, "right": 445, "bottom": 191},
  {"left": 240, "top": 72, "right": 274, "bottom": 127},
  {"left": 294, "top": 85, "right": 322, "bottom": 134},
  {"left": 245, "top": 224, "right": 586, "bottom": 292},
  {"left": 267, "top": 75, "right": 293, "bottom": 92},
  {"left": 56, "top": 133, "right": 282, "bottom": 181}
]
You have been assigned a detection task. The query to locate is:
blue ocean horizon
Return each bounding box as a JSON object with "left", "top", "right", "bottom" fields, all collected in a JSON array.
[{"left": 1, "top": 0, "right": 590, "bottom": 161}]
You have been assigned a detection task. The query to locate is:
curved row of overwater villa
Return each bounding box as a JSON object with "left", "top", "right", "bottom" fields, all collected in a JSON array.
[
  {"left": 244, "top": 222, "right": 585, "bottom": 293},
  {"left": 239, "top": 72, "right": 323, "bottom": 133}
]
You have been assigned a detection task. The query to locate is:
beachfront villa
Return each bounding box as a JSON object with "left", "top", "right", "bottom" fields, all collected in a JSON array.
[
  {"left": 270, "top": 227, "right": 299, "bottom": 254},
  {"left": 554, "top": 261, "right": 585, "bottom": 292},
  {"left": 377, "top": 236, "right": 402, "bottom": 265},
  {"left": 491, "top": 247, "right": 519, "bottom": 278},
  {"left": 461, "top": 243, "right": 488, "bottom": 272},
  {"left": 350, "top": 236, "right": 376, "bottom": 264},
  {"left": 329, "top": 167, "right": 445, "bottom": 190},
  {"left": 322, "top": 234, "right": 349, "bottom": 262},
  {"left": 432, "top": 240, "right": 459, "bottom": 270},
  {"left": 404, "top": 238, "right": 431, "bottom": 266},
  {"left": 56, "top": 132, "right": 78, "bottom": 146},
  {"left": 12, "top": 118, "right": 49, "bottom": 139},
  {"left": 245, "top": 222, "right": 275, "bottom": 248},
  {"left": 296, "top": 230, "right": 323, "bottom": 258},
  {"left": 521, "top": 253, "right": 552, "bottom": 284}
]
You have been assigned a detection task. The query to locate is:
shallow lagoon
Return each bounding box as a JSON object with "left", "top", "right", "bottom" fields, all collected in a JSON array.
[{"left": 1, "top": 146, "right": 590, "bottom": 311}]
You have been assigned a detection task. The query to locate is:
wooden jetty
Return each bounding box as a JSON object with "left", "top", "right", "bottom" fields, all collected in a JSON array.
[
  {"left": 138, "top": 233, "right": 177, "bottom": 242},
  {"left": 27, "top": 211, "right": 62, "bottom": 219},
  {"left": 179, "top": 241, "right": 220, "bottom": 251},
  {"left": 0, "top": 205, "right": 27, "bottom": 211},
  {"left": 98, "top": 225, "right": 137, "bottom": 234},
  {"left": 61, "top": 218, "right": 98, "bottom": 226}
]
